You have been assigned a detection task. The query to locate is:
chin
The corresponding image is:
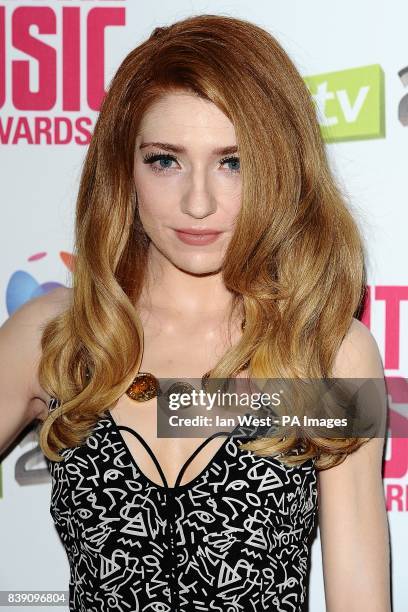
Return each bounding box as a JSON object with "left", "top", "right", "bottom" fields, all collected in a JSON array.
[{"left": 173, "top": 257, "right": 223, "bottom": 276}]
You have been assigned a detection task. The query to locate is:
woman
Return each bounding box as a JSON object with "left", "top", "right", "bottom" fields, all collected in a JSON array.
[{"left": 0, "top": 13, "right": 390, "bottom": 612}]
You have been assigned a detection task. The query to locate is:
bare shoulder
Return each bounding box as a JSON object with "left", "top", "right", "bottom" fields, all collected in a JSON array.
[
  {"left": 0, "top": 286, "right": 72, "bottom": 405},
  {"left": 332, "top": 317, "right": 384, "bottom": 379},
  {"left": 318, "top": 318, "right": 391, "bottom": 609},
  {"left": 320, "top": 316, "right": 387, "bottom": 476},
  {"left": 32, "top": 285, "right": 72, "bottom": 315},
  {"left": 318, "top": 315, "right": 387, "bottom": 495},
  {"left": 2, "top": 286, "right": 72, "bottom": 340},
  {"left": 0, "top": 286, "right": 73, "bottom": 452}
]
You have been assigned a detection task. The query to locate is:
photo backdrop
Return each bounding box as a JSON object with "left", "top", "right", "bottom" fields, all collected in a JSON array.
[{"left": 0, "top": 1, "right": 407, "bottom": 610}]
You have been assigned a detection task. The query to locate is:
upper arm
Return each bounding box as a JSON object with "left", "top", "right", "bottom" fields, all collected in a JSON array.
[
  {"left": 318, "top": 318, "right": 390, "bottom": 610},
  {"left": 0, "top": 286, "right": 71, "bottom": 456}
]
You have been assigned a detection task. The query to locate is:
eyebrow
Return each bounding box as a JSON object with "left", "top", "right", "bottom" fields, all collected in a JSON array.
[{"left": 138, "top": 141, "right": 239, "bottom": 155}]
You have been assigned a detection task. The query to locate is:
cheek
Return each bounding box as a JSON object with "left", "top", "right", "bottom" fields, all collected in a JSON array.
[
  {"left": 138, "top": 196, "right": 162, "bottom": 220},
  {"left": 135, "top": 176, "right": 172, "bottom": 222},
  {"left": 136, "top": 188, "right": 180, "bottom": 240},
  {"left": 216, "top": 176, "right": 242, "bottom": 209},
  {"left": 223, "top": 186, "right": 242, "bottom": 221},
  {"left": 134, "top": 162, "right": 182, "bottom": 204},
  {"left": 230, "top": 188, "right": 242, "bottom": 212},
  {"left": 137, "top": 201, "right": 167, "bottom": 240}
]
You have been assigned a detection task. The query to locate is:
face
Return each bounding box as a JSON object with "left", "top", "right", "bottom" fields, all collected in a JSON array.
[{"left": 133, "top": 91, "right": 242, "bottom": 275}]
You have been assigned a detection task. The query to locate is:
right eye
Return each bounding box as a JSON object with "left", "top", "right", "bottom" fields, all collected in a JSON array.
[{"left": 142, "top": 152, "right": 179, "bottom": 173}]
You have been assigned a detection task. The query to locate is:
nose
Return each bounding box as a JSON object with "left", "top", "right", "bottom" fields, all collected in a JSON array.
[{"left": 180, "top": 167, "right": 218, "bottom": 219}]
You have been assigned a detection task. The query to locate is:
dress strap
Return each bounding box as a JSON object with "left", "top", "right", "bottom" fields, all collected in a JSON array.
[
  {"left": 116, "top": 425, "right": 170, "bottom": 488},
  {"left": 114, "top": 418, "right": 233, "bottom": 489},
  {"left": 174, "top": 431, "right": 231, "bottom": 488}
]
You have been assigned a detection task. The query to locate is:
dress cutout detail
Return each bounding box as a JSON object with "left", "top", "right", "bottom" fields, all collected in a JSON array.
[{"left": 110, "top": 412, "right": 237, "bottom": 489}]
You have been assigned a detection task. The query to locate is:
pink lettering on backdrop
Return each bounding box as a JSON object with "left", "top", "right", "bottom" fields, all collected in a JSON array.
[
  {"left": 12, "top": 7, "right": 57, "bottom": 110},
  {"left": 0, "top": 115, "right": 93, "bottom": 145},
  {"left": 384, "top": 378, "right": 408, "bottom": 482},
  {"left": 386, "top": 485, "right": 408, "bottom": 512},
  {"left": 87, "top": 7, "right": 126, "bottom": 110},
  {"left": 0, "top": 3, "right": 126, "bottom": 121},
  {"left": 35, "top": 117, "right": 53, "bottom": 145},
  {"left": 12, "top": 116, "right": 33, "bottom": 143},
  {"left": 0, "top": 7, "right": 4, "bottom": 108},
  {"left": 360, "top": 290, "right": 408, "bottom": 503},
  {"left": 63, "top": 7, "right": 80, "bottom": 111},
  {"left": 376, "top": 286, "right": 408, "bottom": 370},
  {"left": 0, "top": 117, "right": 13, "bottom": 142}
]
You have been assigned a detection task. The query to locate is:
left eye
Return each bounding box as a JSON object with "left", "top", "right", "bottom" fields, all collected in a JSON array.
[
  {"left": 220, "top": 156, "right": 240, "bottom": 172},
  {"left": 155, "top": 155, "right": 176, "bottom": 170}
]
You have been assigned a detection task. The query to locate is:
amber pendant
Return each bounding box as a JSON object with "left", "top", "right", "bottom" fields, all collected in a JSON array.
[
  {"left": 125, "top": 316, "right": 246, "bottom": 403},
  {"left": 126, "top": 372, "right": 161, "bottom": 402}
]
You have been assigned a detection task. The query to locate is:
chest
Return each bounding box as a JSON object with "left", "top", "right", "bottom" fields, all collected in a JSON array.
[{"left": 48, "top": 416, "right": 318, "bottom": 536}]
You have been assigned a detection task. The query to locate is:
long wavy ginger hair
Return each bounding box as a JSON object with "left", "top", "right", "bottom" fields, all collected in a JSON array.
[{"left": 38, "top": 14, "right": 369, "bottom": 469}]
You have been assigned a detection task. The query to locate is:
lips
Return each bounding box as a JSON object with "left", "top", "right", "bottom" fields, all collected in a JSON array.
[
  {"left": 175, "top": 228, "right": 222, "bottom": 235},
  {"left": 173, "top": 229, "right": 222, "bottom": 245}
]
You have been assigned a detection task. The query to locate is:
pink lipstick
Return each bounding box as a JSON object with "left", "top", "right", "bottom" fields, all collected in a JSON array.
[{"left": 174, "top": 228, "right": 222, "bottom": 245}]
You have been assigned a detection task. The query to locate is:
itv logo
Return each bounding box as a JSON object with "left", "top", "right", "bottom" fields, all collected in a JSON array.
[{"left": 304, "top": 64, "right": 385, "bottom": 142}]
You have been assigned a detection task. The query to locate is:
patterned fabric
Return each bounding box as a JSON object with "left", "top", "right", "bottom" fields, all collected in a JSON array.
[{"left": 46, "top": 397, "right": 318, "bottom": 611}]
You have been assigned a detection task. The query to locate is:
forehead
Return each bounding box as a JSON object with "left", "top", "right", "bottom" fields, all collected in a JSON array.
[{"left": 136, "top": 92, "right": 236, "bottom": 141}]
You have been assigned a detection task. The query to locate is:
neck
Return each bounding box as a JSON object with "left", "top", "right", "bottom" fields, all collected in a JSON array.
[{"left": 138, "top": 246, "right": 238, "bottom": 319}]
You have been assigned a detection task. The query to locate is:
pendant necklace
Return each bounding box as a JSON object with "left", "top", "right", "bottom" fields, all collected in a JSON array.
[{"left": 125, "top": 317, "right": 247, "bottom": 402}]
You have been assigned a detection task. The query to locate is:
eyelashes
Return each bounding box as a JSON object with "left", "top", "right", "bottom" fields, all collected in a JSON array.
[{"left": 142, "top": 151, "right": 240, "bottom": 174}]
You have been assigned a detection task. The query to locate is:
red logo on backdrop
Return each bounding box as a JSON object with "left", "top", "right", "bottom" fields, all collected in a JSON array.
[
  {"left": 384, "top": 378, "right": 408, "bottom": 512},
  {"left": 0, "top": 0, "right": 126, "bottom": 145},
  {"left": 362, "top": 285, "right": 408, "bottom": 512}
]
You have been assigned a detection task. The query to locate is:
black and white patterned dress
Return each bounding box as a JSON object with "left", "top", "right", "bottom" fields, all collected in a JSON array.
[{"left": 46, "top": 397, "right": 318, "bottom": 612}]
